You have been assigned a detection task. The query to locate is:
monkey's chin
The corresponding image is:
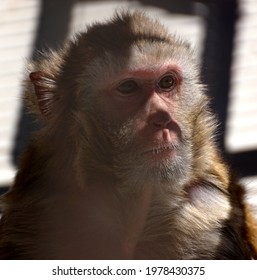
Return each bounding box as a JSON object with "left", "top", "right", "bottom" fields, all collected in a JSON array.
[
  {"left": 123, "top": 148, "right": 188, "bottom": 187},
  {"left": 144, "top": 142, "right": 192, "bottom": 184},
  {"left": 115, "top": 142, "right": 191, "bottom": 188},
  {"left": 117, "top": 153, "right": 190, "bottom": 192}
]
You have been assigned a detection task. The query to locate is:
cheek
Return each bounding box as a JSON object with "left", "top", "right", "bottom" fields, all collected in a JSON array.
[{"left": 98, "top": 103, "right": 135, "bottom": 129}]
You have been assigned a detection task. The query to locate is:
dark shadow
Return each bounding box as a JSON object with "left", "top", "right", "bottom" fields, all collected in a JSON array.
[
  {"left": 0, "top": 187, "right": 9, "bottom": 197},
  {"left": 202, "top": 0, "right": 239, "bottom": 152},
  {"left": 139, "top": 0, "right": 194, "bottom": 14},
  {"left": 227, "top": 150, "right": 257, "bottom": 178}
]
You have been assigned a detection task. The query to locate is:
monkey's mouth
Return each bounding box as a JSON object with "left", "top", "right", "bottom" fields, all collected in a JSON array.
[{"left": 143, "top": 144, "right": 178, "bottom": 157}]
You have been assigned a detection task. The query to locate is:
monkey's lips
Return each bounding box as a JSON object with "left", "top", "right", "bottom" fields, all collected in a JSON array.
[{"left": 142, "top": 144, "right": 177, "bottom": 159}]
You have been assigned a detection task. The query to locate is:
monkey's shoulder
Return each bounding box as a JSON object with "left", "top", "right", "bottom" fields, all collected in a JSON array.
[{"left": 139, "top": 180, "right": 254, "bottom": 259}]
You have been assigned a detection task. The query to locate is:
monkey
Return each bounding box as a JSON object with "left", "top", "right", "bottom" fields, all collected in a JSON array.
[{"left": 0, "top": 11, "right": 256, "bottom": 260}]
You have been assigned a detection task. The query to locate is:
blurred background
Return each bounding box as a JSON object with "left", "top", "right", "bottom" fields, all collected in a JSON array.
[{"left": 0, "top": 0, "right": 257, "bottom": 198}]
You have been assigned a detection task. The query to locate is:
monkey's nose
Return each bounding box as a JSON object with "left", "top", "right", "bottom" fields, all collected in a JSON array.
[{"left": 149, "top": 111, "right": 173, "bottom": 129}]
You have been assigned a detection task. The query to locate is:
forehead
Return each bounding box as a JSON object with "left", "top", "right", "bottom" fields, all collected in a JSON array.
[{"left": 87, "top": 40, "right": 194, "bottom": 83}]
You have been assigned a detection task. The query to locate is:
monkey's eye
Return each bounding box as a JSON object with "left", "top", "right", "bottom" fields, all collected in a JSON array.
[
  {"left": 158, "top": 74, "right": 176, "bottom": 91},
  {"left": 117, "top": 80, "right": 139, "bottom": 95}
]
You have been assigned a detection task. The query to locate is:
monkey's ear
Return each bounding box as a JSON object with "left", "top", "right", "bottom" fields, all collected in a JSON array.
[{"left": 29, "top": 71, "right": 56, "bottom": 117}]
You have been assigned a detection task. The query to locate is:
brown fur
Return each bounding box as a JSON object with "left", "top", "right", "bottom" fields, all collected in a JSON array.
[{"left": 0, "top": 12, "right": 256, "bottom": 259}]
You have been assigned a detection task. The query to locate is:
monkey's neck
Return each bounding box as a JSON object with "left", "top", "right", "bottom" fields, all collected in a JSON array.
[{"left": 121, "top": 183, "right": 154, "bottom": 258}]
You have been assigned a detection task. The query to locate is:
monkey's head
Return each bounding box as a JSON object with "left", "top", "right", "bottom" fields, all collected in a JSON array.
[{"left": 28, "top": 12, "right": 216, "bottom": 188}]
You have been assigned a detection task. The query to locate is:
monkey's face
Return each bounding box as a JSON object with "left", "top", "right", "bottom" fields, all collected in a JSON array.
[
  {"left": 101, "top": 65, "right": 182, "bottom": 155},
  {"left": 82, "top": 51, "right": 201, "bottom": 185}
]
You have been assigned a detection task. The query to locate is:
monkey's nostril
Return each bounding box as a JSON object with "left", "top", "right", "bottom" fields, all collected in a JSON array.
[
  {"left": 149, "top": 111, "right": 172, "bottom": 129},
  {"left": 151, "top": 117, "right": 172, "bottom": 129},
  {"left": 153, "top": 122, "right": 163, "bottom": 128}
]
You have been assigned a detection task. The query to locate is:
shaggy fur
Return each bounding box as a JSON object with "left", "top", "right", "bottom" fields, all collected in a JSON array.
[{"left": 0, "top": 12, "right": 256, "bottom": 259}]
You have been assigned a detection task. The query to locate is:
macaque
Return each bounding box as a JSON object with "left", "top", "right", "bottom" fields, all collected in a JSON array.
[{"left": 0, "top": 12, "right": 256, "bottom": 260}]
